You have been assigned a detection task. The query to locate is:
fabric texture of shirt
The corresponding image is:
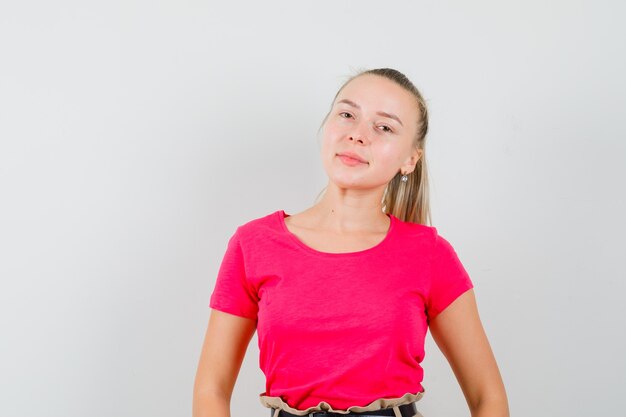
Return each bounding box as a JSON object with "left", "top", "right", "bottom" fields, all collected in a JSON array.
[{"left": 209, "top": 209, "right": 474, "bottom": 411}]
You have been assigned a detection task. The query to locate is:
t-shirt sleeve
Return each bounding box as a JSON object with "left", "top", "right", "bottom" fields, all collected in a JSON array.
[
  {"left": 426, "top": 229, "right": 474, "bottom": 322},
  {"left": 209, "top": 227, "right": 259, "bottom": 321}
]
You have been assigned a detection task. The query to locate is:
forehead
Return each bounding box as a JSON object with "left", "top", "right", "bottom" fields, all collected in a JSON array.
[{"left": 334, "top": 74, "right": 417, "bottom": 121}]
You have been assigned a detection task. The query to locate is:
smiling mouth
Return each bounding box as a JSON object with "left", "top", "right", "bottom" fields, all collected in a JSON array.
[{"left": 337, "top": 154, "right": 368, "bottom": 165}]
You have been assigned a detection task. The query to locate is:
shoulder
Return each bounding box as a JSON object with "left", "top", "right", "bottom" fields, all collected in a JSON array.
[
  {"left": 230, "top": 209, "right": 282, "bottom": 243},
  {"left": 392, "top": 214, "right": 439, "bottom": 245},
  {"left": 392, "top": 216, "right": 460, "bottom": 258}
]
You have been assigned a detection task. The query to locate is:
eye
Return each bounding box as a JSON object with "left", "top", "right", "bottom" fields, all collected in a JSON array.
[{"left": 338, "top": 112, "right": 393, "bottom": 134}]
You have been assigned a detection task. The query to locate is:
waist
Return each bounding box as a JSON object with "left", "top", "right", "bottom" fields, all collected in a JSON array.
[
  {"left": 271, "top": 402, "right": 417, "bottom": 417},
  {"left": 260, "top": 390, "right": 425, "bottom": 417}
]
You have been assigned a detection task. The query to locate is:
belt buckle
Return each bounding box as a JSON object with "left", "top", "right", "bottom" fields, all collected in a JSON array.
[{"left": 309, "top": 412, "right": 332, "bottom": 417}]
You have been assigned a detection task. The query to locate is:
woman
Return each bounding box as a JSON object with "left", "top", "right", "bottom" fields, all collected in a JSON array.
[{"left": 193, "top": 68, "right": 509, "bottom": 417}]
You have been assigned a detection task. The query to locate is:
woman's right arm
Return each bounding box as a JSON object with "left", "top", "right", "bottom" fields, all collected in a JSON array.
[{"left": 193, "top": 309, "right": 257, "bottom": 417}]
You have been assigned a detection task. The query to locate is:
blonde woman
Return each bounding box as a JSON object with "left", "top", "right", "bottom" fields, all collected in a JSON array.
[{"left": 193, "top": 68, "right": 509, "bottom": 417}]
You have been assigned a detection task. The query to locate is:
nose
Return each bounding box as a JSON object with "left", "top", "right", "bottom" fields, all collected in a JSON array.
[
  {"left": 348, "top": 123, "right": 369, "bottom": 144},
  {"left": 350, "top": 135, "right": 364, "bottom": 143}
]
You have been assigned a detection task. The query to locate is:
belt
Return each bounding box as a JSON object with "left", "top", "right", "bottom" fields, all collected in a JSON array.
[{"left": 271, "top": 402, "right": 417, "bottom": 417}]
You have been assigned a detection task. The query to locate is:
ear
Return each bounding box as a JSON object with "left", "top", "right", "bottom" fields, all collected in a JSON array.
[{"left": 401, "top": 148, "right": 423, "bottom": 174}]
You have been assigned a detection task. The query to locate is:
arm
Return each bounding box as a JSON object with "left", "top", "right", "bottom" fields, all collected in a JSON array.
[
  {"left": 192, "top": 309, "right": 257, "bottom": 417},
  {"left": 428, "top": 289, "right": 510, "bottom": 417}
]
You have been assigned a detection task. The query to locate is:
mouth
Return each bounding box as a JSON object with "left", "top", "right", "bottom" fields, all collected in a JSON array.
[
  {"left": 336, "top": 153, "right": 368, "bottom": 164},
  {"left": 337, "top": 153, "right": 369, "bottom": 166}
]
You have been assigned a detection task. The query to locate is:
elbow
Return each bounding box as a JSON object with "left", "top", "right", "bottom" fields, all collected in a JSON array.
[
  {"left": 470, "top": 394, "right": 510, "bottom": 417},
  {"left": 192, "top": 387, "right": 231, "bottom": 417}
]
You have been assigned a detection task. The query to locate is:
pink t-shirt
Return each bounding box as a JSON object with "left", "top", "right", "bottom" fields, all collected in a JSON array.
[{"left": 209, "top": 210, "right": 474, "bottom": 410}]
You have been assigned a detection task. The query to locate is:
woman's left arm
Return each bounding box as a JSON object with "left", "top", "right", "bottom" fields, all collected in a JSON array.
[{"left": 428, "top": 289, "right": 510, "bottom": 417}]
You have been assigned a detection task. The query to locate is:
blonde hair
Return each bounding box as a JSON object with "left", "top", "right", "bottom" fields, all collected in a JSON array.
[{"left": 315, "top": 67, "right": 432, "bottom": 226}]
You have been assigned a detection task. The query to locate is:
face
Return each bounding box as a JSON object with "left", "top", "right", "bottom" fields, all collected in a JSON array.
[{"left": 319, "top": 74, "right": 422, "bottom": 190}]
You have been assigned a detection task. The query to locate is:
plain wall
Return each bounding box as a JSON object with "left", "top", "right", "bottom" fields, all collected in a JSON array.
[{"left": 1, "top": 1, "right": 624, "bottom": 416}]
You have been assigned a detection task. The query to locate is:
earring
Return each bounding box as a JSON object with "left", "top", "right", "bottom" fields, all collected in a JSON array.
[{"left": 401, "top": 173, "right": 408, "bottom": 182}]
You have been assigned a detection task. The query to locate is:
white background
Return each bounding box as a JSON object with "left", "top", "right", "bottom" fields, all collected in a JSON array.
[{"left": 1, "top": 1, "right": 625, "bottom": 416}]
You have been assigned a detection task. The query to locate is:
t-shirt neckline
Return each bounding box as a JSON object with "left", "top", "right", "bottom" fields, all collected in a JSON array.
[{"left": 277, "top": 209, "right": 396, "bottom": 257}]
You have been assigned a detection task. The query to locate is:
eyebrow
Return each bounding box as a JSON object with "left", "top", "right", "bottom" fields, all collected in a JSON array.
[{"left": 336, "top": 99, "right": 404, "bottom": 127}]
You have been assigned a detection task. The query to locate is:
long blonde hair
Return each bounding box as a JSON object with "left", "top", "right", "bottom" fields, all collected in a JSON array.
[{"left": 315, "top": 67, "right": 432, "bottom": 225}]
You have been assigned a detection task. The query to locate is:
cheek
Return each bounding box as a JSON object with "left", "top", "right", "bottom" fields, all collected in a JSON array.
[
  {"left": 372, "top": 143, "right": 400, "bottom": 163},
  {"left": 369, "top": 145, "right": 407, "bottom": 175},
  {"left": 322, "top": 121, "right": 343, "bottom": 139},
  {"left": 320, "top": 125, "right": 342, "bottom": 152}
]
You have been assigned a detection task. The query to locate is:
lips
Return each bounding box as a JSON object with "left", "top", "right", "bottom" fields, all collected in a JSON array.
[{"left": 337, "top": 152, "right": 368, "bottom": 164}]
